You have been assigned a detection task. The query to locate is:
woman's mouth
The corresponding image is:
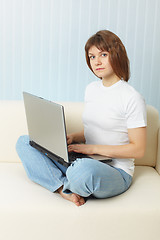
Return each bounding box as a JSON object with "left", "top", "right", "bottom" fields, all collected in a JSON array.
[{"left": 96, "top": 68, "right": 105, "bottom": 71}]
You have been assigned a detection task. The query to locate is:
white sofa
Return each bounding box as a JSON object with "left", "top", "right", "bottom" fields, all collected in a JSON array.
[{"left": 0, "top": 101, "right": 160, "bottom": 240}]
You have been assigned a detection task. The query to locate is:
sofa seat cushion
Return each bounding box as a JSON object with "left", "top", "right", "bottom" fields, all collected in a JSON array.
[{"left": 0, "top": 163, "right": 160, "bottom": 240}]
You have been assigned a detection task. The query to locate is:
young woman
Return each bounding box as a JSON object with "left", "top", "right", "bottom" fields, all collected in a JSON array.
[{"left": 16, "top": 30, "right": 147, "bottom": 207}]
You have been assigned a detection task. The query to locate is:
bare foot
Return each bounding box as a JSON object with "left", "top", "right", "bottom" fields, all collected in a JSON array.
[{"left": 57, "top": 186, "right": 85, "bottom": 206}]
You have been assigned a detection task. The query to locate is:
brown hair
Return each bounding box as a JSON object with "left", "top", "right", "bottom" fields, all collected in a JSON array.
[{"left": 85, "top": 30, "right": 130, "bottom": 82}]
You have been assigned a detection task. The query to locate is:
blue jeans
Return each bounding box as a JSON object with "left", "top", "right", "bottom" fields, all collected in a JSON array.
[{"left": 16, "top": 135, "right": 132, "bottom": 198}]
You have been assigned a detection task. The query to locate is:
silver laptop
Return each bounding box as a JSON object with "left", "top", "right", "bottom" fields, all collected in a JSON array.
[{"left": 23, "top": 92, "right": 112, "bottom": 167}]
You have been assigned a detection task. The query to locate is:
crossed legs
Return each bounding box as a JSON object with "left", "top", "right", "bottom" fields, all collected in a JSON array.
[{"left": 16, "top": 135, "right": 132, "bottom": 206}]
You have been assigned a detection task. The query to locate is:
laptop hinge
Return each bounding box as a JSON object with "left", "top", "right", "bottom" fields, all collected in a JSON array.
[{"left": 29, "top": 140, "right": 69, "bottom": 167}]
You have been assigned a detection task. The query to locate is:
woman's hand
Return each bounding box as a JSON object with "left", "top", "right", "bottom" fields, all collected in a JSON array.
[
  {"left": 68, "top": 144, "right": 95, "bottom": 155},
  {"left": 67, "top": 130, "right": 85, "bottom": 145},
  {"left": 67, "top": 134, "right": 74, "bottom": 145}
]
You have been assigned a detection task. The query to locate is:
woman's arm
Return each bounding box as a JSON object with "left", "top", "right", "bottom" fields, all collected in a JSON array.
[{"left": 68, "top": 127, "right": 146, "bottom": 159}]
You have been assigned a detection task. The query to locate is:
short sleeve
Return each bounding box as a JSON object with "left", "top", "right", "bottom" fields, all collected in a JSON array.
[{"left": 125, "top": 93, "right": 147, "bottom": 129}]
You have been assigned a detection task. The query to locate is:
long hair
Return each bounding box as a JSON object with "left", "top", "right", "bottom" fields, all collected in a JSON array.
[{"left": 85, "top": 30, "right": 130, "bottom": 82}]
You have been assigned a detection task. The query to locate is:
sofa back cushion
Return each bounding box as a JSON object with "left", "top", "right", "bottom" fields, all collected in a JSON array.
[
  {"left": 0, "top": 101, "right": 28, "bottom": 163},
  {"left": 0, "top": 101, "right": 85, "bottom": 163},
  {"left": 63, "top": 103, "right": 160, "bottom": 167},
  {"left": 135, "top": 105, "right": 159, "bottom": 166},
  {"left": 0, "top": 101, "right": 159, "bottom": 166}
]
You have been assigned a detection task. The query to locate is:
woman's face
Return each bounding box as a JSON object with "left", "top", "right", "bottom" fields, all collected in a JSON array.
[{"left": 88, "top": 45, "right": 115, "bottom": 80}]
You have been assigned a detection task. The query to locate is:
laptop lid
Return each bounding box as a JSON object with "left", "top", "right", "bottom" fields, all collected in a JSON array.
[{"left": 23, "top": 92, "right": 69, "bottom": 164}]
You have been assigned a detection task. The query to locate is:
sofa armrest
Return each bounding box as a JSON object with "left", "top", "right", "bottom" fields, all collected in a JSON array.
[{"left": 156, "top": 126, "right": 160, "bottom": 174}]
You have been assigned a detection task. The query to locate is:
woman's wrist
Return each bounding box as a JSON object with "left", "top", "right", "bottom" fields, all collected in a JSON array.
[
  {"left": 74, "top": 131, "right": 85, "bottom": 143},
  {"left": 93, "top": 145, "right": 111, "bottom": 157},
  {"left": 71, "top": 133, "right": 76, "bottom": 143}
]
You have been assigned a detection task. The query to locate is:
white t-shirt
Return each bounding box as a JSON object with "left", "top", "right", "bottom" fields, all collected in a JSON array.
[{"left": 82, "top": 80, "right": 147, "bottom": 176}]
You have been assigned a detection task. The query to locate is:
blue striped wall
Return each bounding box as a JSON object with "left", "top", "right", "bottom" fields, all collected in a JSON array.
[{"left": 0, "top": 0, "right": 160, "bottom": 112}]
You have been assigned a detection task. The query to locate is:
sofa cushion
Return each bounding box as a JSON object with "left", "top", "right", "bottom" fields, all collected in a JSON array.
[{"left": 0, "top": 163, "right": 160, "bottom": 240}]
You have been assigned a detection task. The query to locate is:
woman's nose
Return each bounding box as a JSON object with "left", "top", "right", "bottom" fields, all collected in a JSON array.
[{"left": 95, "top": 57, "right": 102, "bottom": 65}]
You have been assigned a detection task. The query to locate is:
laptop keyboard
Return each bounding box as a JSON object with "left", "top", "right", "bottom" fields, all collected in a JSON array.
[{"left": 68, "top": 152, "right": 90, "bottom": 162}]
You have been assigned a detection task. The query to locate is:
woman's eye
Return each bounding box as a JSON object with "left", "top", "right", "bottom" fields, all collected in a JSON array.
[
  {"left": 102, "top": 53, "right": 107, "bottom": 57},
  {"left": 89, "top": 56, "right": 95, "bottom": 60}
]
